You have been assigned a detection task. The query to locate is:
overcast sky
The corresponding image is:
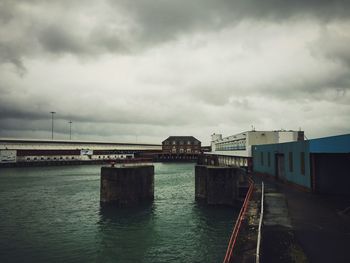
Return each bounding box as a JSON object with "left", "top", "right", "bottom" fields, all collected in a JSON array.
[{"left": 0, "top": 0, "right": 349, "bottom": 144}]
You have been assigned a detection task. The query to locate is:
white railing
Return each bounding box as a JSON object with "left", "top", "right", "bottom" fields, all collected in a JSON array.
[{"left": 256, "top": 181, "right": 264, "bottom": 263}]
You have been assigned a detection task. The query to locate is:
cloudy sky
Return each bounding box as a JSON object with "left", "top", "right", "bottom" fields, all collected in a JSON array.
[{"left": 0, "top": 0, "right": 349, "bottom": 144}]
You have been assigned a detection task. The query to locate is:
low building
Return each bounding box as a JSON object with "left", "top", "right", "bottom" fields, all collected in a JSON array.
[
  {"left": 206, "top": 130, "right": 304, "bottom": 169},
  {"left": 252, "top": 134, "right": 350, "bottom": 195},
  {"left": 159, "top": 136, "right": 201, "bottom": 161},
  {"left": 0, "top": 139, "right": 161, "bottom": 167}
]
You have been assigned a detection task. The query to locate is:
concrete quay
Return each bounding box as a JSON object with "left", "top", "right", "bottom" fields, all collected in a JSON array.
[{"left": 254, "top": 175, "right": 350, "bottom": 263}]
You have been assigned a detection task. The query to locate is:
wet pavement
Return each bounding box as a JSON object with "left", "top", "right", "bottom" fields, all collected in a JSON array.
[
  {"left": 260, "top": 183, "right": 307, "bottom": 263},
  {"left": 255, "top": 175, "right": 350, "bottom": 263}
]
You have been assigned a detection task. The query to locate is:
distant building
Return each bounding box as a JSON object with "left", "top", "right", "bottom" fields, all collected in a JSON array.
[
  {"left": 0, "top": 139, "right": 161, "bottom": 167},
  {"left": 162, "top": 136, "right": 201, "bottom": 154},
  {"left": 159, "top": 136, "right": 201, "bottom": 161},
  {"left": 252, "top": 134, "right": 350, "bottom": 195},
  {"left": 206, "top": 130, "right": 304, "bottom": 169},
  {"left": 201, "top": 146, "right": 212, "bottom": 153}
]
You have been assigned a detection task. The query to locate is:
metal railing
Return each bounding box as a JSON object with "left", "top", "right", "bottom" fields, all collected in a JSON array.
[
  {"left": 256, "top": 181, "right": 264, "bottom": 263},
  {"left": 223, "top": 177, "right": 254, "bottom": 263}
]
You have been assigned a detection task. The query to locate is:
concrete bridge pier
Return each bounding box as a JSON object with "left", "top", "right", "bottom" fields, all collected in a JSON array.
[
  {"left": 100, "top": 165, "right": 154, "bottom": 207},
  {"left": 195, "top": 165, "right": 244, "bottom": 206}
]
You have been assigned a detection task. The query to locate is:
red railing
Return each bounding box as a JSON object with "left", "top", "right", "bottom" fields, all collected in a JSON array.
[{"left": 223, "top": 177, "right": 254, "bottom": 263}]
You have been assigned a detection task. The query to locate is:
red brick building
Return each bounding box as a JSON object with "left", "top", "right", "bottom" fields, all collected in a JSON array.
[{"left": 162, "top": 136, "right": 201, "bottom": 154}]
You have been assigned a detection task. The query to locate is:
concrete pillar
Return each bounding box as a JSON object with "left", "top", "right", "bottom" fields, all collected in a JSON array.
[
  {"left": 195, "top": 165, "right": 243, "bottom": 206},
  {"left": 100, "top": 165, "right": 154, "bottom": 207}
]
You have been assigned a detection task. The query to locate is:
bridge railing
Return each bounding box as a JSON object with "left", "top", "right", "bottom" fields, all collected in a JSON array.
[
  {"left": 223, "top": 176, "right": 254, "bottom": 263},
  {"left": 256, "top": 181, "right": 264, "bottom": 263}
]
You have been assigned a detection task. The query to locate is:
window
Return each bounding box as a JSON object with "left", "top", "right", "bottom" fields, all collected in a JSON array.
[
  {"left": 300, "top": 152, "right": 305, "bottom": 175},
  {"left": 172, "top": 141, "right": 176, "bottom": 145},
  {"left": 187, "top": 141, "right": 191, "bottom": 145},
  {"left": 289, "top": 152, "right": 293, "bottom": 172},
  {"left": 268, "top": 152, "right": 271, "bottom": 167},
  {"left": 260, "top": 152, "right": 264, "bottom": 166}
]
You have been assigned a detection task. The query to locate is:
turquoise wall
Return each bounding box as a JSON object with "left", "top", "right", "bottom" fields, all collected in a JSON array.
[
  {"left": 252, "top": 141, "right": 311, "bottom": 189},
  {"left": 309, "top": 134, "right": 350, "bottom": 153}
]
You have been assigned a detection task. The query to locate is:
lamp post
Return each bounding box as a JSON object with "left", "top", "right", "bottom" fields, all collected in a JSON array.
[
  {"left": 68, "top": 120, "right": 72, "bottom": 140},
  {"left": 50, "top": 111, "right": 56, "bottom": 140}
]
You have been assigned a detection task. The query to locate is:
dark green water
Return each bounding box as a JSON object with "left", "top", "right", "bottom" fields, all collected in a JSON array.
[{"left": 0, "top": 163, "right": 237, "bottom": 263}]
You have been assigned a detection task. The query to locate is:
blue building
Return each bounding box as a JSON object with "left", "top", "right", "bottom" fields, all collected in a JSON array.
[{"left": 252, "top": 134, "right": 350, "bottom": 194}]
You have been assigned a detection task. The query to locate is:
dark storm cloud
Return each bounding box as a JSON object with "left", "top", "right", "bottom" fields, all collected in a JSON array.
[
  {"left": 314, "top": 26, "right": 350, "bottom": 67},
  {"left": 1, "top": 0, "right": 350, "bottom": 72},
  {"left": 38, "top": 25, "right": 87, "bottom": 55},
  {"left": 37, "top": 24, "right": 128, "bottom": 56},
  {"left": 0, "top": 1, "right": 15, "bottom": 23},
  {"left": 0, "top": 0, "right": 350, "bottom": 142},
  {"left": 113, "top": 0, "right": 350, "bottom": 43},
  {"left": 0, "top": 85, "right": 202, "bottom": 127},
  {"left": 0, "top": 0, "right": 130, "bottom": 72},
  {"left": 0, "top": 44, "right": 26, "bottom": 75}
]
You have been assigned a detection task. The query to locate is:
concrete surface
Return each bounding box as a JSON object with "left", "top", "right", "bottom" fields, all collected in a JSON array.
[
  {"left": 100, "top": 165, "right": 154, "bottom": 206},
  {"left": 255, "top": 175, "right": 350, "bottom": 263},
  {"left": 195, "top": 165, "right": 242, "bottom": 206},
  {"left": 261, "top": 183, "right": 307, "bottom": 263}
]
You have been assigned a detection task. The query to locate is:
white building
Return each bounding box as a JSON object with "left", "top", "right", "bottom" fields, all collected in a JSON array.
[{"left": 207, "top": 130, "right": 304, "bottom": 168}]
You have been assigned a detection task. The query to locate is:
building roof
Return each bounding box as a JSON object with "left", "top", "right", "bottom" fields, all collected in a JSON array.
[
  {"left": 309, "top": 134, "right": 350, "bottom": 153},
  {"left": 252, "top": 133, "right": 350, "bottom": 154},
  {"left": 162, "top": 136, "right": 201, "bottom": 143},
  {"left": 0, "top": 138, "right": 160, "bottom": 147}
]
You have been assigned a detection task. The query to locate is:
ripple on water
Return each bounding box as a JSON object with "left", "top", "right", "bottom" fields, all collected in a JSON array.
[{"left": 0, "top": 163, "right": 237, "bottom": 263}]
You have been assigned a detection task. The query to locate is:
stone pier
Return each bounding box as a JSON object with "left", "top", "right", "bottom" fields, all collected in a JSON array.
[
  {"left": 195, "top": 165, "right": 243, "bottom": 206},
  {"left": 100, "top": 165, "right": 154, "bottom": 207}
]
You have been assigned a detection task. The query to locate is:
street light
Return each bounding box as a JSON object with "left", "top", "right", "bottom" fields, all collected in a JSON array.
[
  {"left": 50, "top": 111, "right": 56, "bottom": 140},
  {"left": 68, "top": 120, "right": 72, "bottom": 140}
]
